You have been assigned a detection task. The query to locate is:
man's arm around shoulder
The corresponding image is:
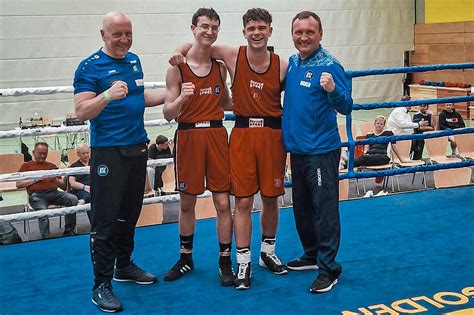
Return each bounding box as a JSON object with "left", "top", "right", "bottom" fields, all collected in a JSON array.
[{"left": 169, "top": 44, "right": 239, "bottom": 78}]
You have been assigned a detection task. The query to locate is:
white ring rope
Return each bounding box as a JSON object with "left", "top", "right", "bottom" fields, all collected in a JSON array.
[
  {"left": 0, "top": 191, "right": 212, "bottom": 224},
  {"left": 0, "top": 119, "right": 175, "bottom": 139},
  {"left": 0, "top": 125, "right": 89, "bottom": 139},
  {"left": 0, "top": 82, "right": 165, "bottom": 97},
  {"left": 0, "top": 158, "right": 174, "bottom": 182}
]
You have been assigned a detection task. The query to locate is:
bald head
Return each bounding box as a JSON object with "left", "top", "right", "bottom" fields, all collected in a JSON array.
[
  {"left": 100, "top": 11, "right": 133, "bottom": 58},
  {"left": 102, "top": 11, "right": 131, "bottom": 32}
]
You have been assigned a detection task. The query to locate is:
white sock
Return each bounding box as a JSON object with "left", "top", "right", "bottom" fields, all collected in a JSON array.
[
  {"left": 236, "top": 248, "right": 251, "bottom": 264},
  {"left": 261, "top": 240, "right": 276, "bottom": 255}
]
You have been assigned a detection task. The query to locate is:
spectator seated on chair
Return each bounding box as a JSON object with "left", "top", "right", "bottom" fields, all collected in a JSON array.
[
  {"left": 147, "top": 135, "right": 173, "bottom": 195},
  {"left": 354, "top": 116, "right": 409, "bottom": 168},
  {"left": 16, "top": 142, "right": 78, "bottom": 238},
  {"left": 411, "top": 104, "right": 435, "bottom": 160},
  {"left": 387, "top": 96, "right": 429, "bottom": 136},
  {"left": 69, "top": 143, "right": 91, "bottom": 222},
  {"left": 438, "top": 102, "right": 466, "bottom": 157}
]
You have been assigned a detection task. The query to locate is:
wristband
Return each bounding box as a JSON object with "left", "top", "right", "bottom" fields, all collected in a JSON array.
[
  {"left": 104, "top": 90, "right": 111, "bottom": 102},
  {"left": 82, "top": 184, "right": 86, "bottom": 191}
]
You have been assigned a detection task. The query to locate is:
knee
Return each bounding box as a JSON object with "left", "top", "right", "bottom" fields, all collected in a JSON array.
[
  {"left": 67, "top": 194, "right": 79, "bottom": 206},
  {"left": 216, "top": 206, "right": 231, "bottom": 218},
  {"left": 235, "top": 200, "right": 253, "bottom": 213},
  {"left": 213, "top": 197, "right": 230, "bottom": 213},
  {"left": 180, "top": 203, "right": 195, "bottom": 214},
  {"left": 262, "top": 197, "right": 278, "bottom": 211},
  {"left": 29, "top": 196, "right": 47, "bottom": 210}
]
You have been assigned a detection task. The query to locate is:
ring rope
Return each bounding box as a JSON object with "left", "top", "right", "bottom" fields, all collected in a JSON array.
[
  {"left": 0, "top": 119, "right": 175, "bottom": 139},
  {"left": 347, "top": 62, "right": 474, "bottom": 78},
  {"left": 0, "top": 191, "right": 212, "bottom": 224},
  {"left": 0, "top": 158, "right": 174, "bottom": 182},
  {"left": 353, "top": 95, "right": 474, "bottom": 110},
  {"left": 0, "top": 115, "right": 237, "bottom": 139},
  {"left": 0, "top": 82, "right": 165, "bottom": 97},
  {"left": 341, "top": 128, "right": 474, "bottom": 148},
  {"left": 340, "top": 160, "right": 474, "bottom": 180}
]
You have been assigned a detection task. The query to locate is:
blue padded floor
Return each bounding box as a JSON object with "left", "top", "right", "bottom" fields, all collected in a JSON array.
[{"left": 1, "top": 186, "right": 473, "bottom": 314}]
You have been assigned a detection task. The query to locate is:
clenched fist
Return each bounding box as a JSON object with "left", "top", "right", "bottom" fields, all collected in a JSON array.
[
  {"left": 320, "top": 72, "right": 335, "bottom": 93},
  {"left": 169, "top": 53, "right": 186, "bottom": 66},
  {"left": 107, "top": 80, "right": 128, "bottom": 101},
  {"left": 179, "top": 82, "right": 195, "bottom": 102}
]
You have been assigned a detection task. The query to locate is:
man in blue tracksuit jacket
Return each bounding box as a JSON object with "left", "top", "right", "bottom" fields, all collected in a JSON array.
[{"left": 282, "top": 11, "right": 353, "bottom": 293}]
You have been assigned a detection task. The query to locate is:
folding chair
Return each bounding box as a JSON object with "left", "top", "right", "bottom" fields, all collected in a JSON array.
[
  {"left": 392, "top": 140, "right": 427, "bottom": 190},
  {"left": 66, "top": 148, "right": 79, "bottom": 165},
  {"left": 433, "top": 168, "right": 472, "bottom": 188},
  {"left": 355, "top": 142, "right": 395, "bottom": 195},
  {"left": 454, "top": 133, "right": 474, "bottom": 160},
  {"left": 425, "top": 135, "right": 462, "bottom": 164},
  {"left": 0, "top": 154, "right": 24, "bottom": 192},
  {"left": 136, "top": 203, "right": 164, "bottom": 227}
]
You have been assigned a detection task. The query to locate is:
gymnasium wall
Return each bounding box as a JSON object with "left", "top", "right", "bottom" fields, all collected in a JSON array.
[
  {"left": 424, "top": 0, "right": 474, "bottom": 24},
  {"left": 410, "top": 21, "right": 474, "bottom": 84},
  {"left": 0, "top": 0, "right": 415, "bottom": 128},
  {"left": 410, "top": 0, "right": 474, "bottom": 85}
]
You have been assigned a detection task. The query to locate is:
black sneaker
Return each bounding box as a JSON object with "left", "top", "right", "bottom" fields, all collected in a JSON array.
[
  {"left": 259, "top": 252, "right": 288, "bottom": 275},
  {"left": 234, "top": 262, "right": 251, "bottom": 290},
  {"left": 219, "top": 262, "right": 235, "bottom": 287},
  {"left": 310, "top": 274, "right": 338, "bottom": 293},
  {"left": 91, "top": 283, "right": 123, "bottom": 313},
  {"left": 63, "top": 230, "right": 77, "bottom": 237},
  {"left": 287, "top": 258, "right": 319, "bottom": 271},
  {"left": 164, "top": 258, "right": 194, "bottom": 281},
  {"left": 113, "top": 261, "right": 157, "bottom": 284}
]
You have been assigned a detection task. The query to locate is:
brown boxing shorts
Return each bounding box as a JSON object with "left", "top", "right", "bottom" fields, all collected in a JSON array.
[
  {"left": 229, "top": 126, "right": 285, "bottom": 198},
  {"left": 175, "top": 126, "right": 230, "bottom": 195}
]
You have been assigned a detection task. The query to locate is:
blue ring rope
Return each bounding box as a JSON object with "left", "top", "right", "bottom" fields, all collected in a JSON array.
[
  {"left": 347, "top": 62, "right": 474, "bottom": 78},
  {"left": 353, "top": 96, "right": 474, "bottom": 110},
  {"left": 340, "top": 128, "right": 474, "bottom": 147},
  {"left": 339, "top": 160, "right": 474, "bottom": 180},
  {"left": 283, "top": 159, "right": 474, "bottom": 186}
]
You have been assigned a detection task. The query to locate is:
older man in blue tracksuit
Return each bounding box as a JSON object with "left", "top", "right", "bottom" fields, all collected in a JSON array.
[
  {"left": 74, "top": 12, "right": 165, "bottom": 312},
  {"left": 282, "top": 11, "right": 353, "bottom": 293}
]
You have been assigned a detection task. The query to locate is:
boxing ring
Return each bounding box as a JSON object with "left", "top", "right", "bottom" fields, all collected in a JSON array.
[
  {"left": 1, "top": 187, "right": 473, "bottom": 314},
  {"left": 1, "top": 63, "right": 474, "bottom": 314}
]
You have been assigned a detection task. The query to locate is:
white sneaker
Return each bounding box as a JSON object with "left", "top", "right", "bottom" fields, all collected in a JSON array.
[
  {"left": 363, "top": 190, "right": 374, "bottom": 198},
  {"left": 374, "top": 190, "right": 388, "bottom": 197}
]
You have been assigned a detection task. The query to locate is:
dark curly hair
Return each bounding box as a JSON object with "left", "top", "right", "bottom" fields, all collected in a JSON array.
[
  {"left": 242, "top": 8, "right": 272, "bottom": 27},
  {"left": 192, "top": 7, "right": 220, "bottom": 26}
]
